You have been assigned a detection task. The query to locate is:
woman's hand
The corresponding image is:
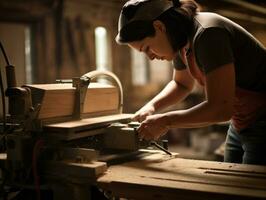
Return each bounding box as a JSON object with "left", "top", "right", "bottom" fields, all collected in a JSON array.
[
  {"left": 132, "top": 104, "right": 156, "bottom": 122},
  {"left": 137, "top": 114, "right": 169, "bottom": 140}
]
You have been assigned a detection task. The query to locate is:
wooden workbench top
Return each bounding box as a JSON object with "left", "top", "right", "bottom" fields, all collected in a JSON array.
[{"left": 97, "top": 150, "right": 266, "bottom": 200}]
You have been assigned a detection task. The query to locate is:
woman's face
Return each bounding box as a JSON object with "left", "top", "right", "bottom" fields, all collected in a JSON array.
[{"left": 128, "top": 20, "right": 177, "bottom": 61}]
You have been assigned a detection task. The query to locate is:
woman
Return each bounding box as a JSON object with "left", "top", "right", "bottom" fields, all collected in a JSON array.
[{"left": 116, "top": 0, "right": 266, "bottom": 165}]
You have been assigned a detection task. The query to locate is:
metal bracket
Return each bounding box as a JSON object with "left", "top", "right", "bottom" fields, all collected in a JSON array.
[{"left": 72, "top": 76, "right": 91, "bottom": 119}]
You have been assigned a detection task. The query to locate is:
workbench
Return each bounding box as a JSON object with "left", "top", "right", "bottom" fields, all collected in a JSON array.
[{"left": 97, "top": 150, "right": 266, "bottom": 200}]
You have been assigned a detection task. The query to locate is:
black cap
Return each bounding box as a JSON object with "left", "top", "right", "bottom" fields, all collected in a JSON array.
[{"left": 116, "top": 0, "right": 173, "bottom": 43}]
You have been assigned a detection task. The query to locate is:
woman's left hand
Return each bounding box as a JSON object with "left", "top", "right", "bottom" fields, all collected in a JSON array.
[{"left": 137, "top": 114, "right": 169, "bottom": 140}]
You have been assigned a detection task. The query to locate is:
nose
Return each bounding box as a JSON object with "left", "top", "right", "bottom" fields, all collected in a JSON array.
[{"left": 145, "top": 50, "right": 156, "bottom": 60}]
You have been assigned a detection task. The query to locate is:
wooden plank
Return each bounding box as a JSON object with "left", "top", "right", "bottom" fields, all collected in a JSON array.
[
  {"left": 25, "top": 83, "right": 119, "bottom": 119},
  {"left": 43, "top": 113, "right": 133, "bottom": 133},
  {"left": 46, "top": 127, "right": 106, "bottom": 141},
  {"left": 43, "top": 160, "right": 107, "bottom": 184},
  {"left": 97, "top": 152, "right": 266, "bottom": 200}
]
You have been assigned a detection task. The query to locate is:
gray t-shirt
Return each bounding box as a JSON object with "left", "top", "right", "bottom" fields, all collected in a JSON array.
[{"left": 174, "top": 12, "right": 266, "bottom": 92}]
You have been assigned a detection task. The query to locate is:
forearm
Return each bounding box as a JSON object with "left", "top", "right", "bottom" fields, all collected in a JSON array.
[
  {"left": 147, "top": 80, "right": 191, "bottom": 112},
  {"left": 164, "top": 63, "right": 235, "bottom": 129},
  {"left": 165, "top": 101, "right": 232, "bottom": 128}
]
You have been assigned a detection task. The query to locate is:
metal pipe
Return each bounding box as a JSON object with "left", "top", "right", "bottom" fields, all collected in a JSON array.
[{"left": 81, "top": 70, "right": 124, "bottom": 113}]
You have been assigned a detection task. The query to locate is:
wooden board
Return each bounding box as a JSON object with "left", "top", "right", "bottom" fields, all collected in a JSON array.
[
  {"left": 26, "top": 83, "right": 119, "bottom": 119},
  {"left": 97, "top": 151, "right": 266, "bottom": 200},
  {"left": 44, "top": 113, "right": 133, "bottom": 134},
  {"left": 42, "top": 160, "right": 107, "bottom": 184}
]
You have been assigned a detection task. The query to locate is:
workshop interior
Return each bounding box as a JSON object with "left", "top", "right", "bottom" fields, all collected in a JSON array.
[{"left": 0, "top": 0, "right": 266, "bottom": 200}]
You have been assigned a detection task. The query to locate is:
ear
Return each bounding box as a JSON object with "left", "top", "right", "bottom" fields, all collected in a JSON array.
[{"left": 153, "top": 20, "right": 166, "bottom": 33}]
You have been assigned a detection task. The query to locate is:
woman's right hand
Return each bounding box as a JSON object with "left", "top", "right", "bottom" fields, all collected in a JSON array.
[{"left": 132, "top": 104, "right": 155, "bottom": 122}]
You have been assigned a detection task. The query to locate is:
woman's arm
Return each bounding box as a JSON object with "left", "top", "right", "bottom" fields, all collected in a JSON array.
[
  {"left": 133, "top": 68, "right": 195, "bottom": 122},
  {"left": 165, "top": 62, "right": 235, "bottom": 128},
  {"left": 137, "top": 62, "right": 235, "bottom": 140},
  {"left": 150, "top": 68, "right": 195, "bottom": 110}
]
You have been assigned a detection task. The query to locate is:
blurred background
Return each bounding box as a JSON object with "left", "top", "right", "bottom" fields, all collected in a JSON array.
[{"left": 0, "top": 0, "right": 265, "bottom": 161}]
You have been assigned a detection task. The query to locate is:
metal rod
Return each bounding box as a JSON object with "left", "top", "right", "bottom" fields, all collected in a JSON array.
[{"left": 150, "top": 141, "right": 172, "bottom": 156}]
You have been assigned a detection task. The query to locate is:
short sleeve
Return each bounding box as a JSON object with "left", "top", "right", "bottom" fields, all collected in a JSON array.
[
  {"left": 194, "top": 27, "right": 234, "bottom": 73},
  {"left": 173, "top": 52, "right": 187, "bottom": 70}
]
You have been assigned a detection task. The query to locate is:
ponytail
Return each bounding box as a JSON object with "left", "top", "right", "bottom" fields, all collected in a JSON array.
[
  {"left": 156, "top": 0, "right": 198, "bottom": 50},
  {"left": 178, "top": 0, "right": 198, "bottom": 18},
  {"left": 171, "top": 0, "right": 181, "bottom": 8}
]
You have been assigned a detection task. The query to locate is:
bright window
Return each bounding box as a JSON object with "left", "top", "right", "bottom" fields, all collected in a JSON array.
[
  {"left": 94, "top": 27, "right": 111, "bottom": 71},
  {"left": 131, "top": 49, "right": 172, "bottom": 86},
  {"left": 131, "top": 49, "right": 149, "bottom": 86},
  {"left": 25, "top": 27, "right": 32, "bottom": 84}
]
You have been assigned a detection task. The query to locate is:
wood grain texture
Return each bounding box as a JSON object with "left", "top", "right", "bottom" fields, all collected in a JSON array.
[
  {"left": 97, "top": 151, "right": 266, "bottom": 200},
  {"left": 44, "top": 113, "right": 133, "bottom": 133},
  {"left": 25, "top": 83, "right": 119, "bottom": 119},
  {"left": 43, "top": 160, "right": 107, "bottom": 184}
]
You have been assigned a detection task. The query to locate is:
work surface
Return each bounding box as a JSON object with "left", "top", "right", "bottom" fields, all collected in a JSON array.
[{"left": 97, "top": 150, "right": 266, "bottom": 200}]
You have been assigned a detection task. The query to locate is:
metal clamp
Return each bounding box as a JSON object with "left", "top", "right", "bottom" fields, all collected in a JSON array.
[{"left": 72, "top": 76, "right": 91, "bottom": 119}]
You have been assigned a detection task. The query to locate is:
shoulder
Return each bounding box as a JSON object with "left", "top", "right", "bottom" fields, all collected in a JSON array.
[
  {"left": 192, "top": 14, "right": 234, "bottom": 73},
  {"left": 194, "top": 12, "right": 233, "bottom": 29},
  {"left": 193, "top": 12, "right": 234, "bottom": 44},
  {"left": 194, "top": 27, "right": 230, "bottom": 48}
]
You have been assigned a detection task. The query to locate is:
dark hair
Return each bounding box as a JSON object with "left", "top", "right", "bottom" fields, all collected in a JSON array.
[
  {"left": 119, "top": 21, "right": 155, "bottom": 43},
  {"left": 117, "top": 0, "right": 198, "bottom": 50}
]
